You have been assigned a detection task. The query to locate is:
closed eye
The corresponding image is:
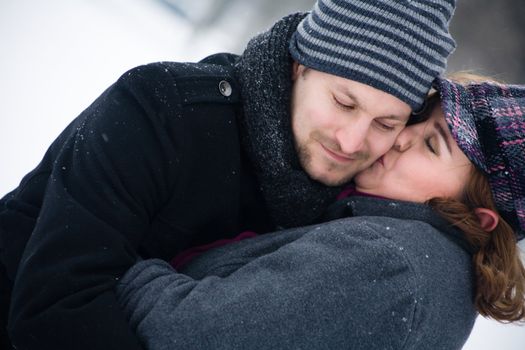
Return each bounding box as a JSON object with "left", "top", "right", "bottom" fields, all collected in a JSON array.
[
  {"left": 333, "top": 95, "right": 355, "bottom": 111},
  {"left": 375, "top": 120, "right": 395, "bottom": 131},
  {"left": 425, "top": 137, "right": 436, "bottom": 154}
]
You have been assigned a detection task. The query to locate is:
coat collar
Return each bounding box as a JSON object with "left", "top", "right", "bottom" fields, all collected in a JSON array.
[{"left": 322, "top": 195, "right": 476, "bottom": 254}]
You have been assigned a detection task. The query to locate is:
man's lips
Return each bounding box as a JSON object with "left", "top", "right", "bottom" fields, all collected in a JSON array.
[{"left": 319, "top": 142, "right": 355, "bottom": 163}]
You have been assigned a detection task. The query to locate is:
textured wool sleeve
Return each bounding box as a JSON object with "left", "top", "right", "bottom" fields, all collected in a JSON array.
[
  {"left": 115, "top": 221, "right": 419, "bottom": 350},
  {"left": 8, "top": 63, "right": 184, "bottom": 350}
]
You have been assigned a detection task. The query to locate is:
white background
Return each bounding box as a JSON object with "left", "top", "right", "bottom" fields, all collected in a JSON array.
[{"left": 0, "top": 1, "right": 524, "bottom": 348}]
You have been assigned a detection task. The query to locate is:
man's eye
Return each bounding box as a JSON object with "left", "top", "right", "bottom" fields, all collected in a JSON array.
[
  {"left": 333, "top": 96, "right": 355, "bottom": 111},
  {"left": 376, "top": 121, "right": 395, "bottom": 131}
]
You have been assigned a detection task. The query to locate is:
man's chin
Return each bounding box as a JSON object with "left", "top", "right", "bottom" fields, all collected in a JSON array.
[
  {"left": 298, "top": 154, "right": 359, "bottom": 186},
  {"left": 309, "top": 170, "right": 356, "bottom": 187}
]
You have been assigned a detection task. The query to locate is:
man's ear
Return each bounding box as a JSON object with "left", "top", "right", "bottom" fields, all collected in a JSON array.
[
  {"left": 474, "top": 208, "right": 499, "bottom": 232},
  {"left": 291, "top": 61, "right": 302, "bottom": 81}
]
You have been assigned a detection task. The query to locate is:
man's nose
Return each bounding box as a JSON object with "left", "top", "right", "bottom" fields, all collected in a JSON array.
[{"left": 334, "top": 117, "right": 369, "bottom": 155}]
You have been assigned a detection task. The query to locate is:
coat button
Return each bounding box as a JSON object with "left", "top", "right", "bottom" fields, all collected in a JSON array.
[{"left": 218, "top": 80, "right": 232, "bottom": 97}]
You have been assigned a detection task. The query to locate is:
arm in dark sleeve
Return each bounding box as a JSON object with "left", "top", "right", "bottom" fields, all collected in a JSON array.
[
  {"left": 8, "top": 63, "right": 184, "bottom": 350},
  {"left": 115, "top": 223, "right": 417, "bottom": 350}
]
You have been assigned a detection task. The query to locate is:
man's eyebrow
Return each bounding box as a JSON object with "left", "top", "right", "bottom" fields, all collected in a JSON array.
[
  {"left": 378, "top": 115, "right": 408, "bottom": 121},
  {"left": 435, "top": 121, "right": 452, "bottom": 153},
  {"left": 343, "top": 89, "right": 406, "bottom": 121}
]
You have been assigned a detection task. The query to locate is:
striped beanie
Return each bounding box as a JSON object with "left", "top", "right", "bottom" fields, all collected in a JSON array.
[
  {"left": 435, "top": 78, "right": 525, "bottom": 241},
  {"left": 289, "top": 0, "right": 457, "bottom": 111}
]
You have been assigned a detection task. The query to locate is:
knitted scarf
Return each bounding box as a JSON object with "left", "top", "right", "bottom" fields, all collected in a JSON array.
[{"left": 234, "top": 13, "right": 344, "bottom": 229}]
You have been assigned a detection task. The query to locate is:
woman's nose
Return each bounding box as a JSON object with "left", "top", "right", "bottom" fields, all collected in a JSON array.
[{"left": 393, "top": 128, "right": 414, "bottom": 152}]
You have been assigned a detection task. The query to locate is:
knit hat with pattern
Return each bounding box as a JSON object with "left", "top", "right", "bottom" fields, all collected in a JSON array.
[
  {"left": 435, "top": 78, "right": 525, "bottom": 241},
  {"left": 289, "top": 0, "right": 457, "bottom": 111}
]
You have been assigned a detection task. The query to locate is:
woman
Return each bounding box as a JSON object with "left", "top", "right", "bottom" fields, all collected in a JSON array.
[{"left": 115, "top": 75, "right": 525, "bottom": 350}]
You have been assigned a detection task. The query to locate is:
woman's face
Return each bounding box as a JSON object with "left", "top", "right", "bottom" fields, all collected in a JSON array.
[{"left": 354, "top": 106, "right": 473, "bottom": 203}]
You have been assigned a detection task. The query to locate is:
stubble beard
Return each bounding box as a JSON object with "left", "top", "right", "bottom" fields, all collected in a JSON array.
[{"left": 294, "top": 132, "right": 365, "bottom": 187}]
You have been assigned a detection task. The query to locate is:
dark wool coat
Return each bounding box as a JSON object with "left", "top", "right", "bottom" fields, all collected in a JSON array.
[
  {"left": 0, "top": 53, "right": 275, "bottom": 350},
  {"left": 116, "top": 196, "right": 478, "bottom": 350}
]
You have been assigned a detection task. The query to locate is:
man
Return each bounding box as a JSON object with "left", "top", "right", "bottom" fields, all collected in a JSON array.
[{"left": 0, "top": 0, "right": 456, "bottom": 349}]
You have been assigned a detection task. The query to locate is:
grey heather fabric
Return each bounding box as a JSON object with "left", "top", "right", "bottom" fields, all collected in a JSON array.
[
  {"left": 116, "top": 197, "right": 477, "bottom": 350},
  {"left": 289, "top": 0, "right": 457, "bottom": 110}
]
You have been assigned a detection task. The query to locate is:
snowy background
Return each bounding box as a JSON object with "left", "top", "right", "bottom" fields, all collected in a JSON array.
[{"left": 0, "top": 0, "right": 524, "bottom": 348}]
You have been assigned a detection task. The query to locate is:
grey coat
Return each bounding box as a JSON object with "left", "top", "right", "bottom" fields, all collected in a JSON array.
[{"left": 115, "top": 196, "right": 477, "bottom": 350}]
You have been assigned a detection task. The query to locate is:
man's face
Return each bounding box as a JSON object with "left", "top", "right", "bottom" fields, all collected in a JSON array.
[{"left": 290, "top": 63, "right": 412, "bottom": 186}]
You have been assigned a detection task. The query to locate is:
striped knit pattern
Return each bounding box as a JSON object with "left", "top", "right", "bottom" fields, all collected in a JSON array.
[
  {"left": 436, "top": 78, "right": 525, "bottom": 241},
  {"left": 289, "top": 0, "right": 457, "bottom": 111}
]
